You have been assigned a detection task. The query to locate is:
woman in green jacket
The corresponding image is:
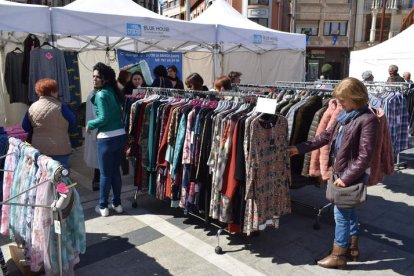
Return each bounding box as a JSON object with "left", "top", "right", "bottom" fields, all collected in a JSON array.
[{"left": 86, "top": 62, "right": 126, "bottom": 217}]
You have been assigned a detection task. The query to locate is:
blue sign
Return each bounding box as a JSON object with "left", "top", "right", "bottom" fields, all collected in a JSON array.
[
  {"left": 117, "top": 49, "right": 183, "bottom": 86},
  {"left": 253, "top": 34, "right": 263, "bottom": 44},
  {"left": 127, "top": 23, "right": 142, "bottom": 37}
]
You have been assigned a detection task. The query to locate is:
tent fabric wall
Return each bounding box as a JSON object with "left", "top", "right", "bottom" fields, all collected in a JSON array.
[
  {"left": 182, "top": 52, "right": 214, "bottom": 88},
  {"left": 222, "top": 50, "right": 306, "bottom": 84},
  {"left": 349, "top": 24, "right": 414, "bottom": 81}
]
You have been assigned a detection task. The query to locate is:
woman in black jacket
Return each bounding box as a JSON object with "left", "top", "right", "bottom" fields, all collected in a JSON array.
[{"left": 167, "top": 65, "right": 184, "bottom": 89}]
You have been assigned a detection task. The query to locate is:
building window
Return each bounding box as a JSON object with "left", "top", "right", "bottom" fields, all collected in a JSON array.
[
  {"left": 295, "top": 21, "right": 319, "bottom": 36},
  {"left": 323, "top": 22, "right": 347, "bottom": 36},
  {"left": 249, "top": 18, "right": 268, "bottom": 27},
  {"left": 296, "top": 27, "right": 318, "bottom": 36},
  {"left": 248, "top": 0, "right": 269, "bottom": 5}
]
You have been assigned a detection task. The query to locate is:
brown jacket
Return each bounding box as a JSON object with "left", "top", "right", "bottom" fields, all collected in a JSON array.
[
  {"left": 367, "top": 107, "right": 394, "bottom": 186},
  {"left": 29, "top": 96, "right": 71, "bottom": 156},
  {"left": 297, "top": 109, "right": 379, "bottom": 186}
]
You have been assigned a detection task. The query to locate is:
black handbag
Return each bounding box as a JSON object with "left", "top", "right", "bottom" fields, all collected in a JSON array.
[{"left": 326, "top": 173, "right": 367, "bottom": 208}]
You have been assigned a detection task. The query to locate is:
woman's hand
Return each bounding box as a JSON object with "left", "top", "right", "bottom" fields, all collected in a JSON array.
[
  {"left": 85, "top": 126, "right": 91, "bottom": 134},
  {"left": 288, "top": 146, "right": 299, "bottom": 157},
  {"left": 334, "top": 178, "right": 346, "bottom": 187}
]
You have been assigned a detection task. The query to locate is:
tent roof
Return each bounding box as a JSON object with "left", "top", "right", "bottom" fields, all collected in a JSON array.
[
  {"left": 349, "top": 24, "right": 414, "bottom": 81},
  {"left": 0, "top": 0, "right": 50, "bottom": 33},
  {"left": 192, "top": 0, "right": 305, "bottom": 52},
  {"left": 351, "top": 24, "right": 414, "bottom": 58},
  {"left": 51, "top": 0, "right": 215, "bottom": 51}
]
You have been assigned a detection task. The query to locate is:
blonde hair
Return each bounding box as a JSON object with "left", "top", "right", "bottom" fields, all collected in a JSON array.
[{"left": 333, "top": 77, "right": 369, "bottom": 109}]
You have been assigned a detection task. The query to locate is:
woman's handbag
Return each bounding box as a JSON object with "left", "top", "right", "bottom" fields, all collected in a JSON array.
[{"left": 326, "top": 174, "right": 367, "bottom": 208}]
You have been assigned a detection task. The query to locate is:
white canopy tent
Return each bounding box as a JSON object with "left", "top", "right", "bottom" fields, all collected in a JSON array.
[
  {"left": 192, "top": 0, "right": 306, "bottom": 84},
  {"left": 349, "top": 24, "right": 414, "bottom": 82},
  {"left": 1, "top": 0, "right": 306, "bottom": 125},
  {"left": 51, "top": 0, "right": 216, "bottom": 52}
]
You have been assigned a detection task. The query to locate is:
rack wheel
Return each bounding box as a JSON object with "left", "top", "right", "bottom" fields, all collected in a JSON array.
[
  {"left": 215, "top": 246, "right": 223, "bottom": 254},
  {"left": 132, "top": 201, "right": 138, "bottom": 208}
]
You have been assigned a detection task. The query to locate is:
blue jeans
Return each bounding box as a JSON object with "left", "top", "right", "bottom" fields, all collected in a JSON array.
[
  {"left": 51, "top": 154, "right": 70, "bottom": 169},
  {"left": 97, "top": 134, "right": 126, "bottom": 209},
  {"left": 334, "top": 205, "right": 359, "bottom": 248}
]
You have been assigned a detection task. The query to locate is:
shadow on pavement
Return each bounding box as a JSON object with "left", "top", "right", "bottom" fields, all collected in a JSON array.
[{"left": 76, "top": 232, "right": 172, "bottom": 275}]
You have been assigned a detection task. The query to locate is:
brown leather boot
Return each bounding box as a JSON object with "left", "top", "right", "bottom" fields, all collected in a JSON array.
[
  {"left": 317, "top": 244, "right": 347, "bottom": 269},
  {"left": 346, "top": 236, "right": 359, "bottom": 261}
]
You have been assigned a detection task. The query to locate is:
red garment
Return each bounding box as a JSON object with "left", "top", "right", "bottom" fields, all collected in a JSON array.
[{"left": 223, "top": 121, "right": 239, "bottom": 198}]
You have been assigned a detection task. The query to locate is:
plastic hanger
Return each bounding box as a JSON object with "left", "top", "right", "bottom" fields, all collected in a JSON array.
[
  {"left": 40, "top": 41, "right": 55, "bottom": 49},
  {"left": 12, "top": 47, "right": 23, "bottom": 53}
]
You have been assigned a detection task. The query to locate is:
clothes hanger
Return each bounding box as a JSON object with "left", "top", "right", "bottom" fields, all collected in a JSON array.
[
  {"left": 40, "top": 41, "right": 55, "bottom": 49},
  {"left": 12, "top": 47, "right": 23, "bottom": 53}
]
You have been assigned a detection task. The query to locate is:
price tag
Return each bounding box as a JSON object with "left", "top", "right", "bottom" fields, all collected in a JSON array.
[
  {"left": 54, "top": 220, "right": 61, "bottom": 234},
  {"left": 256, "top": 97, "right": 277, "bottom": 115}
]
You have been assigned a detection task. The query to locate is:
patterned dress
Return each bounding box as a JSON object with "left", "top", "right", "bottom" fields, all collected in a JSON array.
[{"left": 244, "top": 114, "right": 292, "bottom": 235}]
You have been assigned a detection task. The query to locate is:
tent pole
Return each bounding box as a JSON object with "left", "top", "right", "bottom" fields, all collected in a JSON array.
[
  {"left": 0, "top": 31, "right": 7, "bottom": 125},
  {"left": 213, "top": 43, "right": 219, "bottom": 81}
]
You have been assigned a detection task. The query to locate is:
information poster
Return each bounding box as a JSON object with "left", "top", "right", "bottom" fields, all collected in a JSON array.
[{"left": 117, "top": 49, "right": 183, "bottom": 86}]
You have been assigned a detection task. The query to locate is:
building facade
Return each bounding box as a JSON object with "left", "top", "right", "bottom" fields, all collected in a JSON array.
[
  {"left": 289, "top": 0, "right": 355, "bottom": 80},
  {"left": 162, "top": 0, "right": 287, "bottom": 31},
  {"left": 290, "top": 0, "right": 413, "bottom": 80}
]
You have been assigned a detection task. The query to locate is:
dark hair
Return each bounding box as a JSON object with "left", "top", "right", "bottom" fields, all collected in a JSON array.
[
  {"left": 153, "top": 65, "right": 168, "bottom": 78},
  {"left": 123, "top": 71, "right": 147, "bottom": 95},
  {"left": 185, "top": 73, "right": 204, "bottom": 90},
  {"left": 168, "top": 65, "right": 178, "bottom": 73},
  {"left": 93, "top": 62, "right": 123, "bottom": 103},
  {"left": 228, "top": 71, "right": 242, "bottom": 82},
  {"left": 35, "top": 78, "right": 57, "bottom": 97},
  {"left": 117, "top": 70, "right": 131, "bottom": 86}
]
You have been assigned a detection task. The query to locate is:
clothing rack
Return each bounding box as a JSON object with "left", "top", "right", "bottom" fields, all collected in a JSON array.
[
  {"left": 133, "top": 86, "right": 265, "bottom": 99},
  {"left": 235, "top": 82, "right": 334, "bottom": 229},
  {"left": 127, "top": 85, "right": 331, "bottom": 243},
  {"left": 0, "top": 141, "right": 71, "bottom": 276},
  {"left": 235, "top": 82, "right": 335, "bottom": 92}
]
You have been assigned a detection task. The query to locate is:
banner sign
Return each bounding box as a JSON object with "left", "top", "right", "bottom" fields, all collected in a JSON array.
[{"left": 117, "top": 49, "right": 183, "bottom": 86}]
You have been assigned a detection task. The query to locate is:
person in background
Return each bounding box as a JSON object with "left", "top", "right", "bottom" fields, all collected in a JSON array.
[
  {"left": 84, "top": 88, "right": 100, "bottom": 191},
  {"left": 122, "top": 71, "right": 147, "bottom": 96},
  {"left": 168, "top": 65, "right": 184, "bottom": 89},
  {"left": 213, "top": 76, "right": 232, "bottom": 91},
  {"left": 22, "top": 78, "right": 76, "bottom": 168},
  {"left": 117, "top": 70, "right": 131, "bottom": 91},
  {"left": 361, "top": 70, "right": 374, "bottom": 82},
  {"left": 403, "top": 72, "right": 413, "bottom": 83},
  {"left": 86, "top": 62, "right": 126, "bottom": 217},
  {"left": 387, "top": 65, "right": 405, "bottom": 82},
  {"left": 185, "top": 72, "right": 209, "bottom": 91},
  {"left": 289, "top": 77, "right": 378, "bottom": 270},
  {"left": 151, "top": 65, "right": 173, "bottom": 88},
  {"left": 228, "top": 71, "right": 242, "bottom": 84}
]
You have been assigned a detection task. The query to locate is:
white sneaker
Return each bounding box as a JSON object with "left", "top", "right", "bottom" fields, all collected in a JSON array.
[
  {"left": 95, "top": 205, "right": 109, "bottom": 217},
  {"left": 110, "top": 204, "right": 123, "bottom": 214}
]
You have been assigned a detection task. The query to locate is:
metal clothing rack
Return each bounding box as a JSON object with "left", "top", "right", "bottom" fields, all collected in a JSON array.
[
  {"left": 0, "top": 145, "right": 70, "bottom": 276},
  {"left": 128, "top": 85, "right": 333, "bottom": 238}
]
